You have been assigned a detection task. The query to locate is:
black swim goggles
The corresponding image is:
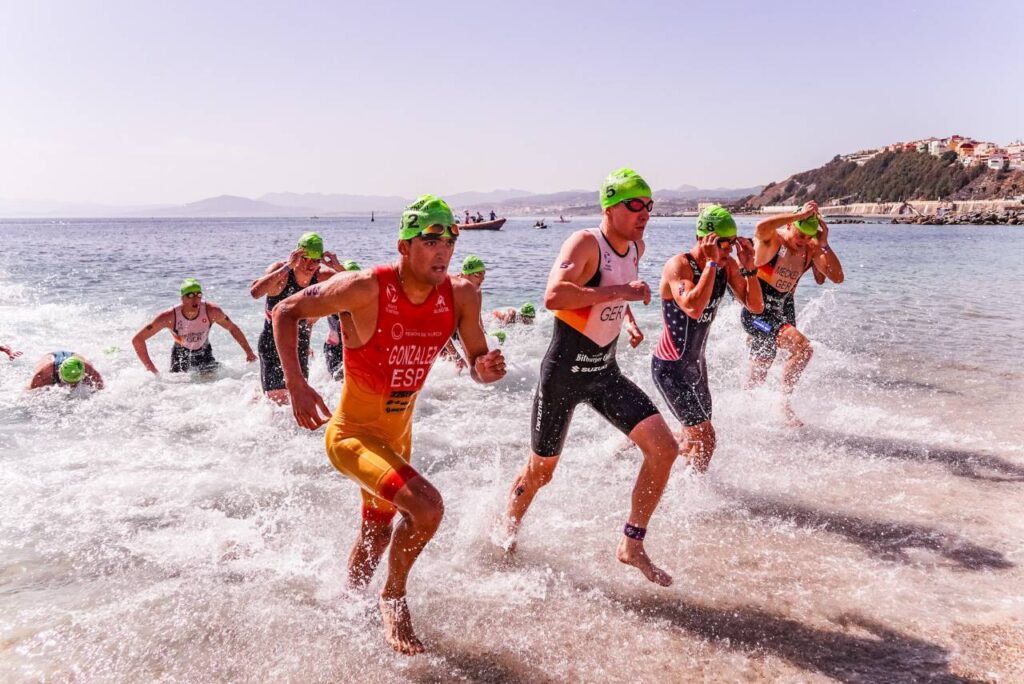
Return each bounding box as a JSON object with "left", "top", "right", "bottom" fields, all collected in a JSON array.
[{"left": 621, "top": 198, "right": 654, "bottom": 213}]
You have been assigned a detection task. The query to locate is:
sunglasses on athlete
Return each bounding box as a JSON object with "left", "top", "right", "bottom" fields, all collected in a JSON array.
[
  {"left": 622, "top": 198, "right": 654, "bottom": 213},
  {"left": 717, "top": 237, "right": 736, "bottom": 248}
]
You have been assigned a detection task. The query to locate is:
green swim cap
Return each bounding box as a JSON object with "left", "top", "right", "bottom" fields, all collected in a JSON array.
[
  {"left": 491, "top": 330, "right": 507, "bottom": 345},
  {"left": 462, "top": 255, "right": 486, "bottom": 275},
  {"left": 696, "top": 205, "right": 738, "bottom": 238},
  {"left": 179, "top": 278, "right": 202, "bottom": 297},
  {"left": 59, "top": 357, "right": 85, "bottom": 384},
  {"left": 599, "top": 168, "right": 652, "bottom": 210},
  {"left": 794, "top": 214, "right": 820, "bottom": 236},
  {"left": 400, "top": 194, "right": 455, "bottom": 240},
  {"left": 297, "top": 232, "right": 324, "bottom": 259},
  {"left": 342, "top": 260, "right": 361, "bottom": 271},
  {"left": 519, "top": 302, "right": 536, "bottom": 319}
]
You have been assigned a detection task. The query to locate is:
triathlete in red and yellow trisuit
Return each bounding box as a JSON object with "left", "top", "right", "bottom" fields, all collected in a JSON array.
[
  {"left": 271, "top": 195, "right": 506, "bottom": 657},
  {"left": 327, "top": 262, "right": 454, "bottom": 521}
]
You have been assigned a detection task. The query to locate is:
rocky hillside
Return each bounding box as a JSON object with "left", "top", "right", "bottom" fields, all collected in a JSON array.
[{"left": 744, "top": 150, "right": 1024, "bottom": 209}]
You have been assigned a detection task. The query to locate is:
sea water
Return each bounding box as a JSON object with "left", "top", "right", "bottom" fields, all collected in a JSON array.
[{"left": 1, "top": 217, "right": 1022, "bottom": 682}]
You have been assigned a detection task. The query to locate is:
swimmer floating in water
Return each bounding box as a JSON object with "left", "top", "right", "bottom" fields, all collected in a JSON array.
[
  {"left": 26, "top": 351, "right": 104, "bottom": 391},
  {"left": 491, "top": 302, "right": 536, "bottom": 326},
  {"left": 273, "top": 195, "right": 506, "bottom": 655},
  {"left": 132, "top": 278, "right": 256, "bottom": 375}
]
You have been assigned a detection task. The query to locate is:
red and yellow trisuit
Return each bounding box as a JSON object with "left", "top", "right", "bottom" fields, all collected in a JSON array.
[{"left": 325, "top": 263, "right": 455, "bottom": 521}]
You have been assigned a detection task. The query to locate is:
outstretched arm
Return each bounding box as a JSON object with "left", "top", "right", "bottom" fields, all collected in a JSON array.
[
  {"left": 132, "top": 310, "right": 174, "bottom": 374},
  {"left": 208, "top": 304, "right": 257, "bottom": 362},
  {"left": 452, "top": 280, "right": 506, "bottom": 384},
  {"left": 810, "top": 219, "right": 844, "bottom": 284},
  {"left": 0, "top": 344, "right": 21, "bottom": 360}
]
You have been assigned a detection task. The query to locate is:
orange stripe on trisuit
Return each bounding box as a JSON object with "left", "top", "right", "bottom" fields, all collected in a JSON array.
[
  {"left": 553, "top": 306, "right": 592, "bottom": 334},
  {"left": 378, "top": 465, "right": 420, "bottom": 502}
]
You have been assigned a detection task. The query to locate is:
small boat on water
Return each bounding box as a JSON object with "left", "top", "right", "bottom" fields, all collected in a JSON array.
[{"left": 459, "top": 218, "right": 506, "bottom": 231}]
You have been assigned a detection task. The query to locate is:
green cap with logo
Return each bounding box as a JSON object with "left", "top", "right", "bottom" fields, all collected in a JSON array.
[
  {"left": 400, "top": 194, "right": 455, "bottom": 240},
  {"left": 297, "top": 232, "right": 324, "bottom": 259},
  {"left": 599, "top": 168, "right": 652, "bottom": 210},
  {"left": 179, "top": 278, "right": 203, "bottom": 296},
  {"left": 342, "top": 260, "right": 361, "bottom": 271},
  {"left": 491, "top": 330, "right": 507, "bottom": 345},
  {"left": 793, "top": 213, "right": 820, "bottom": 236},
  {"left": 519, "top": 302, "right": 536, "bottom": 319},
  {"left": 59, "top": 356, "right": 85, "bottom": 384},
  {"left": 696, "top": 205, "right": 738, "bottom": 238},
  {"left": 461, "top": 255, "right": 486, "bottom": 275}
]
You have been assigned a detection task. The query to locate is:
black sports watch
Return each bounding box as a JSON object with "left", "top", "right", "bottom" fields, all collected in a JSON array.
[{"left": 740, "top": 267, "right": 758, "bottom": 277}]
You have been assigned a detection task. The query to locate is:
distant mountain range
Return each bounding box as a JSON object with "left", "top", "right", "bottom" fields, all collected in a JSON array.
[{"left": 0, "top": 184, "right": 762, "bottom": 218}]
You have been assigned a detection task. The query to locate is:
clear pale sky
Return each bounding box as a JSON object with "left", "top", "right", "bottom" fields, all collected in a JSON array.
[{"left": 2, "top": 0, "right": 1021, "bottom": 205}]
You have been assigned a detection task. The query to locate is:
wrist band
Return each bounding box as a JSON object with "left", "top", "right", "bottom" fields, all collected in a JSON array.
[
  {"left": 707, "top": 261, "right": 718, "bottom": 269},
  {"left": 623, "top": 523, "right": 647, "bottom": 541},
  {"left": 740, "top": 267, "right": 758, "bottom": 277}
]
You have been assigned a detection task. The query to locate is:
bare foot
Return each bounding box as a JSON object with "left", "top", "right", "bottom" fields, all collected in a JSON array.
[
  {"left": 492, "top": 515, "right": 519, "bottom": 556},
  {"left": 379, "top": 596, "right": 424, "bottom": 655},
  {"left": 782, "top": 401, "right": 804, "bottom": 428},
  {"left": 616, "top": 537, "right": 672, "bottom": 587}
]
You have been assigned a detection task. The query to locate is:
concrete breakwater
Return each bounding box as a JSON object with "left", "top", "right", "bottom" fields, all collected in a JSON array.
[{"left": 762, "top": 199, "right": 1022, "bottom": 217}]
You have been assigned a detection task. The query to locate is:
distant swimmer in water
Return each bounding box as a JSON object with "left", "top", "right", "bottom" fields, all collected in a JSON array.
[
  {"left": 440, "top": 254, "right": 486, "bottom": 369},
  {"left": 743, "top": 200, "right": 844, "bottom": 426},
  {"left": 26, "top": 351, "right": 104, "bottom": 391},
  {"left": 324, "top": 260, "right": 361, "bottom": 381},
  {"left": 651, "top": 206, "right": 763, "bottom": 472},
  {"left": 249, "top": 232, "right": 339, "bottom": 404},
  {"left": 491, "top": 302, "right": 536, "bottom": 326},
  {"left": 131, "top": 278, "right": 256, "bottom": 375},
  {"left": 501, "top": 168, "right": 679, "bottom": 587},
  {"left": 1, "top": 344, "right": 22, "bottom": 360},
  {"left": 273, "top": 195, "right": 506, "bottom": 655}
]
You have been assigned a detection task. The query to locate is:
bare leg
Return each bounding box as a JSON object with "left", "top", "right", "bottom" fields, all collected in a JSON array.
[
  {"left": 265, "top": 389, "right": 291, "bottom": 405},
  {"left": 776, "top": 327, "right": 814, "bottom": 427},
  {"left": 347, "top": 513, "right": 394, "bottom": 589},
  {"left": 501, "top": 453, "right": 560, "bottom": 552},
  {"left": 745, "top": 356, "right": 773, "bottom": 390},
  {"left": 378, "top": 477, "right": 444, "bottom": 656},
  {"left": 616, "top": 414, "right": 678, "bottom": 587},
  {"left": 679, "top": 421, "right": 716, "bottom": 473}
]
